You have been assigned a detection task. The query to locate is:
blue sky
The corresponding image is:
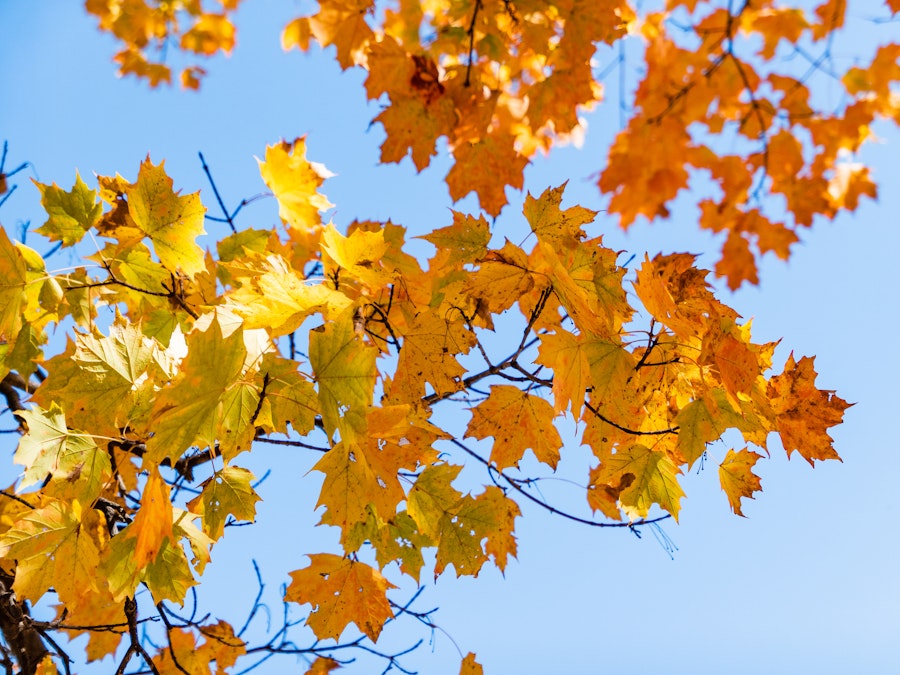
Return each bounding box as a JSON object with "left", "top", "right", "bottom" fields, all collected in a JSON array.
[{"left": 1, "top": 2, "right": 899, "bottom": 673}]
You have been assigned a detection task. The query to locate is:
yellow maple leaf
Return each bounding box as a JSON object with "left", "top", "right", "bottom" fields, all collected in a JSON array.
[
  {"left": 391, "top": 308, "right": 476, "bottom": 399},
  {"left": 592, "top": 444, "right": 684, "bottom": 520},
  {"left": 258, "top": 137, "right": 334, "bottom": 232},
  {"left": 718, "top": 448, "right": 763, "bottom": 516},
  {"left": 227, "top": 253, "right": 352, "bottom": 335},
  {"left": 312, "top": 439, "right": 404, "bottom": 535},
  {"left": 127, "top": 158, "right": 207, "bottom": 277},
  {"left": 306, "top": 0, "right": 375, "bottom": 68},
  {"left": 309, "top": 308, "right": 378, "bottom": 438},
  {"left": 322, "top": 224, "right": 392, "bottom": 290},
  {"left": 675, "top": 398, "right": 721, "bottom": 468},
  {"left": 33, "top": 173, "right": 101, "bottom": 247},
  {"left": 537, "top": 331, "right": 591, "bottom": 416},
  {"left": 186, "top": 465, "right": 262, "bottom": 540},
  {"left": 0, "top": 500, "right": 106, "bottom": 607},
  {"left": 0, "top": 225, "right": 27, "bottom": 340},
  {"left": 146, "top": 315, "right": 256, "bottom": 464}
]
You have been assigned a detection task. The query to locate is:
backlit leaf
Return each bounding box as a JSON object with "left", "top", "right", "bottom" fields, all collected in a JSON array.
[
  {"left": 127, "top": 158, "right": 207, "bottom": 277},
  {"left": 286, "top": 553, "right": 396, "bottom": 642}
]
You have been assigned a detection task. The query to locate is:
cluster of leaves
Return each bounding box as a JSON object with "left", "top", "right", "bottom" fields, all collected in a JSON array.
[
  {"left": 86, "top": 0, "right": 243, "bottom": 88},
  {"left": 2, "top": 0, "right": 891, "bottom": 672},
  {"left": 89, "top": 0, "right": 899, "bottom": 288},
  {"left": 0, "top": 135, "right": 848, "bottom": 673}
]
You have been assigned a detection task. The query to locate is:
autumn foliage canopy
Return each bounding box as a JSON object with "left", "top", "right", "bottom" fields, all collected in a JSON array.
[{"left": 0, "top": 0, "right": 891, "bottom": 673}]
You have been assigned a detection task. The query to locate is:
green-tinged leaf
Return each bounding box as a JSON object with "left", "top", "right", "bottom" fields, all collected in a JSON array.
[
  {"left": 420, "top": 211, "right": 490, "bottom": 266},
  {"left": 675, "top": 398, "right": 720, "bottom": 468},
  {"left": 255, "top": 353, "right": 319, "bottom": 436},
  {"left": 407, "top": 464, "right": 464, "bottom": 541},
  {"left": 524, "top": 183, "right": 595, "bottom": 249},
  {"left": 13, "top": 403, "right": 111, "bottom": 503},
  {"left": 127, "top": 157, "right": 207, "bottom": 277},
  {"left": 217, "top": 228, "right": 273, "bottom": 262},
  {"left": 103, "top": 530, "right": 196, "bottom": 604},
  {"left": 309, "top": 308, "right": 377, "bottom": 439},
  {"left": 0, "top": 226, "right": 27, "bottom": 339},
  {"left": 187, "top": 466, "right": 262, "bottom": 540},
  {"left": 146, "top": 316, "right": 255, "bottom": 464},
  {"left": 593, "top": 444, "right": 684, "bottom": 520},
  {"left": 34, "top": 173, "right": 101, "bottom": 246},
  {"left": 345, "top": 508, "right": 432, "bottom": 580}
]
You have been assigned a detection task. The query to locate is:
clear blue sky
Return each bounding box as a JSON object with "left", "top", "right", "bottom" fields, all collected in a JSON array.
[{"left": 1, "top": 2, "right": 898, "bottom": 673}]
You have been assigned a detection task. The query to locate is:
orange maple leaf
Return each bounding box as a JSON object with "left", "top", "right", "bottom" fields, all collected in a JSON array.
[{"left": 286, "top": 554, "right": 396, "bottom": 642}]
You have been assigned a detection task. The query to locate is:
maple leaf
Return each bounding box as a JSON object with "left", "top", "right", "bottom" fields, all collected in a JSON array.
[
  {"left": 407, "top": 465, "right": 519, "bottom": 577},
  {"left": 33, "top": 316, "right": 173, "bottom": 438},
  {"left": 322, "top": 224, "right": 392, "bottom": 290},
  {"left": 305, "top": 657, "right": 341, "bottom": 675},
  {"left": 718, "top": 448, "right": 763, "bottom": 516},
  {"left": 127, "top": 158, "right": 207, "bottom": 277},
  {"left": 0, "top": 499, "right": 107, "bottom": 607},
  {"left": 592, "top": 444, "right": 685, "bottom": 520},
  {"left": 309, "top": 308, "right": 378, "bottom": 439},
  {"left": 227, "top": 253, "right": 352, "bottom": 335},
  {"left": 13, "top": 403, "right": 111, "bottom": 503},
  {"left": 447, "top": 132, "right": 528, "bottom": 217},
  {"left": 34, "top": 656, "right": 58, "bottom": 675},
  {"left": 524, "top": 184, "right": 595, "bottom": 250},
  {"left": 420, "top": 211, "right": 491, "bottom": 267},
  {"left": 125, "top": 467, "right": 174, "bottom": 569},
  {"left": 460, "top": 653, "right": 484, "bottom": 675},
  {"left": 312, "top": 440, "right": 400, "bottom": 535},
  {"left": 286, "top": 553, "right": 396, "bottom": 642},
  {"left": 152, "top": 621, "right": 245, "bottom": 675},
  {"left": 675, "top": 397, "right": 721, "bottom": 468},
  {"left": 253, "top": 352, "right": 319, "bottom": 436},
  {"left": 197, "top": 621, "right": 246, "bottom": 674},
  {"left": 258, "top": 137, "right": 334, "bottom": 231},
  {"left": 462, "top": 241, "right": 536, "bottom": 319},
  {"left": 376, "top": 96, "right": 456, "bottom": 171},
  {"left": 33, "top": 173, "right": 101, "bottom": 247},
  {"left": 391, "top": 308, "right": 476, "bottom": 399},
  {"left": 537, "top": 331, "right": 591, "bottom": 416},
  {"left": 346, "top": 509, "right": 431, "bottom": 579},
  {"left": 466, "top": 385, "right": 562, "bottom": 470},
  {"left": 767, "top": 354, "right": 850, "bottom": 465},
  {"left": 316, "top": 404, "right": 439, "bottom": 537},
  {"left": 58, "top": 585, "right": 126, "bottom": 662},
  {"left": 304, "top": 0, "right": 375, "bottom": 68},
  {"left": 146, "top": 315, "right": 257, "bottom": 464},
  {"left": 187, "top": 465, "right": 262, "bottom": 540},
  {"left": 0, "top": 226, "right": 27, "bottom": 341},
  {"left": 104, "top": 507, "right": 206, "bottom": 604},
  {"left": 180, "top": 14, "right": 236, "bottom": 56}
]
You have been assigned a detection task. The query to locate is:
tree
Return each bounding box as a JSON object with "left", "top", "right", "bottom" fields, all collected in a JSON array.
[{"left": 0, "top": 0, "right": 894, "bottom": 672}]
